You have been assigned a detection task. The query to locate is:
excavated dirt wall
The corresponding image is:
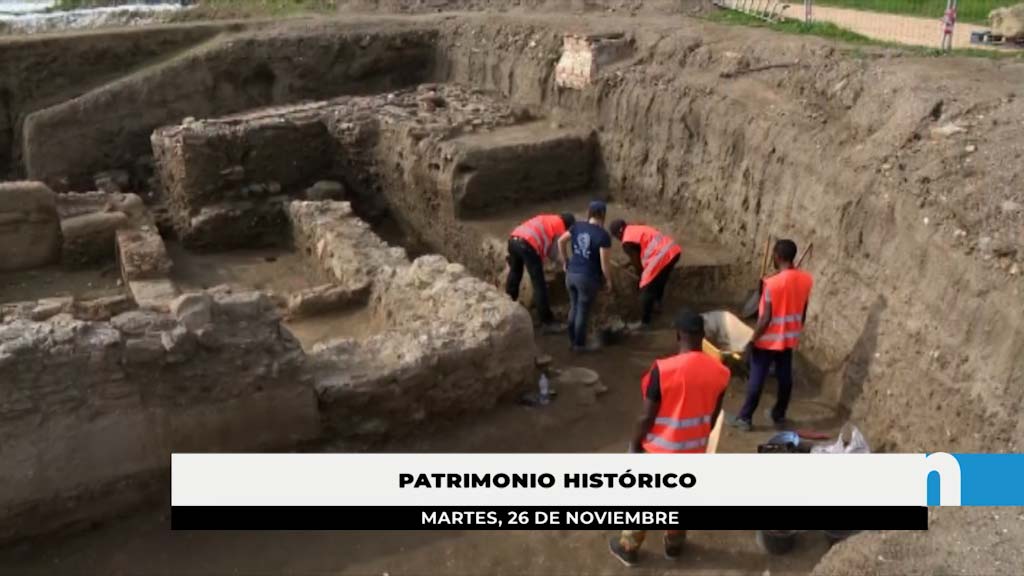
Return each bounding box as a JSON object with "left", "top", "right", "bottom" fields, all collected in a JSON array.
[
  {"left": 0, "top": 22, "right": 233, "bottom": 181},
  {"left": 430, "top": 16, "right": 1024, "bottom": 574},
  {"left": 432, "top": 15, "right": 1024, "bottom": 454},
  {"left": 22, "top": 23, "right": 438, "bottom": 190}
]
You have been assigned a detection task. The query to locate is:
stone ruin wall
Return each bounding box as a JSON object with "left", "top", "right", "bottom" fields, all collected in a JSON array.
[
  {"left": 288, "top": 200, "right": 537, "bottom": 438},
  {"left": 0, "top": 290, "right": 318, "bottom": 541}
]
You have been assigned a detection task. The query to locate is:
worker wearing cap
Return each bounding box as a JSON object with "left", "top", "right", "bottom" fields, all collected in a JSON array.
[
  {"left": 557, "top": 200, "right": 612, "bottom": 352},
  {"left": 608, "top": 310, "right": 731, "bottom": 566},
  {"left": 728, "top": 239, "right": 813, "bottom": 432},
  {"left": 506, "top": 212, "right": 575, "bottom": 332},
  {"left": 608, "top": 220, "right": 682, "bottom": 330}
]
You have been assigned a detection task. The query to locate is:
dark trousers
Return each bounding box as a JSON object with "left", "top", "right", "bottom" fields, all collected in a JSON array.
[
  {"left": 506, "top": 238, "right": 553, "bottom": 324},
  {"left": 739, "top": 347, "right": 794, "bottom": 423},
  {"left": 566, "top": 272, "right": 600, "bottom": 348},
  {"left": 640, "top": 254, "right": 680, "bottom": 324}
]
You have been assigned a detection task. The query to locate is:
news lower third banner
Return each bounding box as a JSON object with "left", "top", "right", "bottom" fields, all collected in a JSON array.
[{"left": 170, "top": 453, "right": 1021, "bottom": 531}]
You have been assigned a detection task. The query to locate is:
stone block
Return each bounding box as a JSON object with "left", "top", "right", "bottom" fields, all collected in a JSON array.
[
  {"left": 30, "top": 297, "right": 74, "bottom": 322},
  {"left": 0, "top": 181, "right": 61, "bottom": 272},
  {"left": 111, "top": 309, "right": 177, "bottom": 335},
  {"left": 214, "top": 291, "right": 269, "bottom": 319},
  {"left": 170, "top": 292, "right": 213, "bottom": 332},
  {"left": 61, "top": 211, "right": 131, "bottom": 266},
  {"left": 555, "top": 33, "right": 633, "bottom": 90},
  {"left": 127, "top": 279, "right": 178, "bottom": 311},
  {"left": 74, "top": 295, "right": 134, "bottom": 322},
  {"left": 116, "top": 226, "right": 172, "bottom": 282},
  {"left": 305, "top": 180, "right": 346, "bottom": 201},
  {"left": 286, "top": 283, "right": 368, "bottom": 318}
]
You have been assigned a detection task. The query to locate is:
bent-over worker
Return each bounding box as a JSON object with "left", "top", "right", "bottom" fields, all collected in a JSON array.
[
  {"left": 506, "top": 212, "right": 575, "bottom": 332},
  {"left": 557, "top": 200, "right": 612, "bottom": 352},
  {"left": 609, "top": 220, "right": 682, "bottom": 330},
  {"left": 608, "top": 310, "right": 731, "bottom": 567},
  {"left": 728, "top": 239, "right": 813, "bottom": 432}
]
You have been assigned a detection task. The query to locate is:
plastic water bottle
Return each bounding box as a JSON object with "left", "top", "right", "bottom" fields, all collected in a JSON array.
[{"left": 538, "top": 374, "right": 551, "bottom": 406}]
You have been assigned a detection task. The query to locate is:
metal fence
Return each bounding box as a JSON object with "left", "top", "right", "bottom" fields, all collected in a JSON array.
[{"left": 717, "top": 0, "right": 1019, "bottom": 51}]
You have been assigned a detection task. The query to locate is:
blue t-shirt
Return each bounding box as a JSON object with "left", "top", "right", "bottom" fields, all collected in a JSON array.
[{"left": 567, "top": 222, "right": 611, "bottom": 280}]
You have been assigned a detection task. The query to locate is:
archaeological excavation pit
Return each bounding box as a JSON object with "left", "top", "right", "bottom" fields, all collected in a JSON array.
[{"left": 1, "top": 6, "right": 1022, "bottom": 575}]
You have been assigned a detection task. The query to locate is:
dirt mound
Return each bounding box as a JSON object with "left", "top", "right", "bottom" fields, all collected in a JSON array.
[{"left": 990, "top": 3, "right": 1024, "bottom": 39}]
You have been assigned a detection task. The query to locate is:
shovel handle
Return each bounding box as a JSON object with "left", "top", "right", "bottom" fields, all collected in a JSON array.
[
  {"left": 797, "top": 242, "right": 815, "bottom": 268},
  {"left": 759, "top": 235, "right": 773, "bottom": 278}
]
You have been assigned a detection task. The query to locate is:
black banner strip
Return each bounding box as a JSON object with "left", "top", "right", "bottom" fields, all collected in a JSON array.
[{"left": 172, "top": 506, "right": 927, "bottom": 530}]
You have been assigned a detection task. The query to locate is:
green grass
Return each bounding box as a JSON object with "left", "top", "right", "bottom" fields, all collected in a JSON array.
[
  {"left": 708, "top": 9, "right": 876, "bottom": 43},
  {"left": 816, "top": 0, "right": 1018, "bottom": 25},
  {"left": 53, "top": 0, "right": 337, "bottom": 15},
  {"left": 185, "top": 0, "right": 338, "bottom": 16},
  {"left": 706, "top": 8, "right": 1024, "bottom": 59}
]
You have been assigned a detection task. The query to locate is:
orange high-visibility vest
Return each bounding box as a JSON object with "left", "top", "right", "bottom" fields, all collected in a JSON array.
[
  {"left": 622, "top": 225, "right": 682, "bottom": 288},
  {"left": 511, "top": 215, "right": 567, "bottom": 262},
  {"left": 754, "top": 268, "right": 814, "bottom": 351},
  {"left": 640, "top": 351, "right": 730, "bottom": 454}
]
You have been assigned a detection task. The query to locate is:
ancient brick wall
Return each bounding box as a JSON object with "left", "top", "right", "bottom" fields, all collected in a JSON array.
[{"left": 0, "top": 291, "right": 317, "bottom": 541}]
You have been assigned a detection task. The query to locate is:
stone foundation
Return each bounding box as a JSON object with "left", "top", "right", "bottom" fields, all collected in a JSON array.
[
  {"left": 0, "top": 290, "right": 317, "bottom": 541},
  {"left": 287, "top": 201, "right": 537, "bottom": 438}
]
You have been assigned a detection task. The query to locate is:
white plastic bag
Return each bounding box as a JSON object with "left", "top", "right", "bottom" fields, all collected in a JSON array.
[{"left": 811, "top": 423, "right": 871, "bottom": 454}]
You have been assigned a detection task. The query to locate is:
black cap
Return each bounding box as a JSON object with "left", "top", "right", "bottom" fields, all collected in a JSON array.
[
  {"left": 674, "top": 309, "right": 705, "bottom": 336},
  {"left": 560, "top": 212, "right": 576, "bottom": 228},
  {"left": 609, "top": 219, "right": 626, "bottom": 237}
]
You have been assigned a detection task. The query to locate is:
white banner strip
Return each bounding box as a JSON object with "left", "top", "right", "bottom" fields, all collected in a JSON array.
[{"left": 172, "top": 454, "right": 932, "bottom": 507}]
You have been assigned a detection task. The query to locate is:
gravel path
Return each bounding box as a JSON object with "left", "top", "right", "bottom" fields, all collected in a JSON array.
[{"left": 804, "top": 4, "right": 989, "bottom": 49}]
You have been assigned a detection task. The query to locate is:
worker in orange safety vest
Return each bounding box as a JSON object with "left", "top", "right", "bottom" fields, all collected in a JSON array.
[
  {"left": 506, "top": 213, "right": 575, "bottom": 331},
  {"left": 608, "top": 309, "right": 731, "bottom": 567},
  {"left": 727, "top": 239, "right": 813, "bottom": 432},
  {"left": 609, "top": 220, "right": 682, "bottom": 330}
]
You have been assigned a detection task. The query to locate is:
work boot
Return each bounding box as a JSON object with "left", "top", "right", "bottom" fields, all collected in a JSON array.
[
  {"left": 773, "top": 419, "right": 794, "bottom": 431},
  {"left": 765, "top": 409, "right": 793, "bottom": 431},
  {"left": 608, "top": 538, "right": 639, "bottom": 567},
  {"left": 663, "top": 533, "right": 687, "bottom": 560},
  {"left": 726, "top": 413, "right": 752, "bottom": 432}
]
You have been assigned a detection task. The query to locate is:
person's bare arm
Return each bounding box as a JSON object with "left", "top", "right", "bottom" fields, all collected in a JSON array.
[
  {"left": 706, "top": 391, "right": 727, "bottom": 454},
  {"left": 629, "top": 398, "right": 660, "bottom": 454},
  {"left": 750, "top": 292, "right": 772, "bottom": 343},
  {"left": 557, "top": 231, "right": 571, "bottom": 271},
  {"left": 599, "top": 246, "right": 613, "bottom": 291},
  {"left": 623, "top": 243, "right": 643, "bottom": 275}
]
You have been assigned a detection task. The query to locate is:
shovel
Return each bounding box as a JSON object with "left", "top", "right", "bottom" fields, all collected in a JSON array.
[{"left": 740, "top": 236, "right": 773, "bottom": 319}]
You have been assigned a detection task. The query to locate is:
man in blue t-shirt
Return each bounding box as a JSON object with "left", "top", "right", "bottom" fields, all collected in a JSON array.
[{"left": 557, "top": 200, "right": 613, "bottom": 352}]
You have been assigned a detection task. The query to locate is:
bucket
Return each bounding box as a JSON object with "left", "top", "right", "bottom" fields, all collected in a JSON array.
[{"left": 701, "top": 310, "right": 753, "bottom": 370}]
